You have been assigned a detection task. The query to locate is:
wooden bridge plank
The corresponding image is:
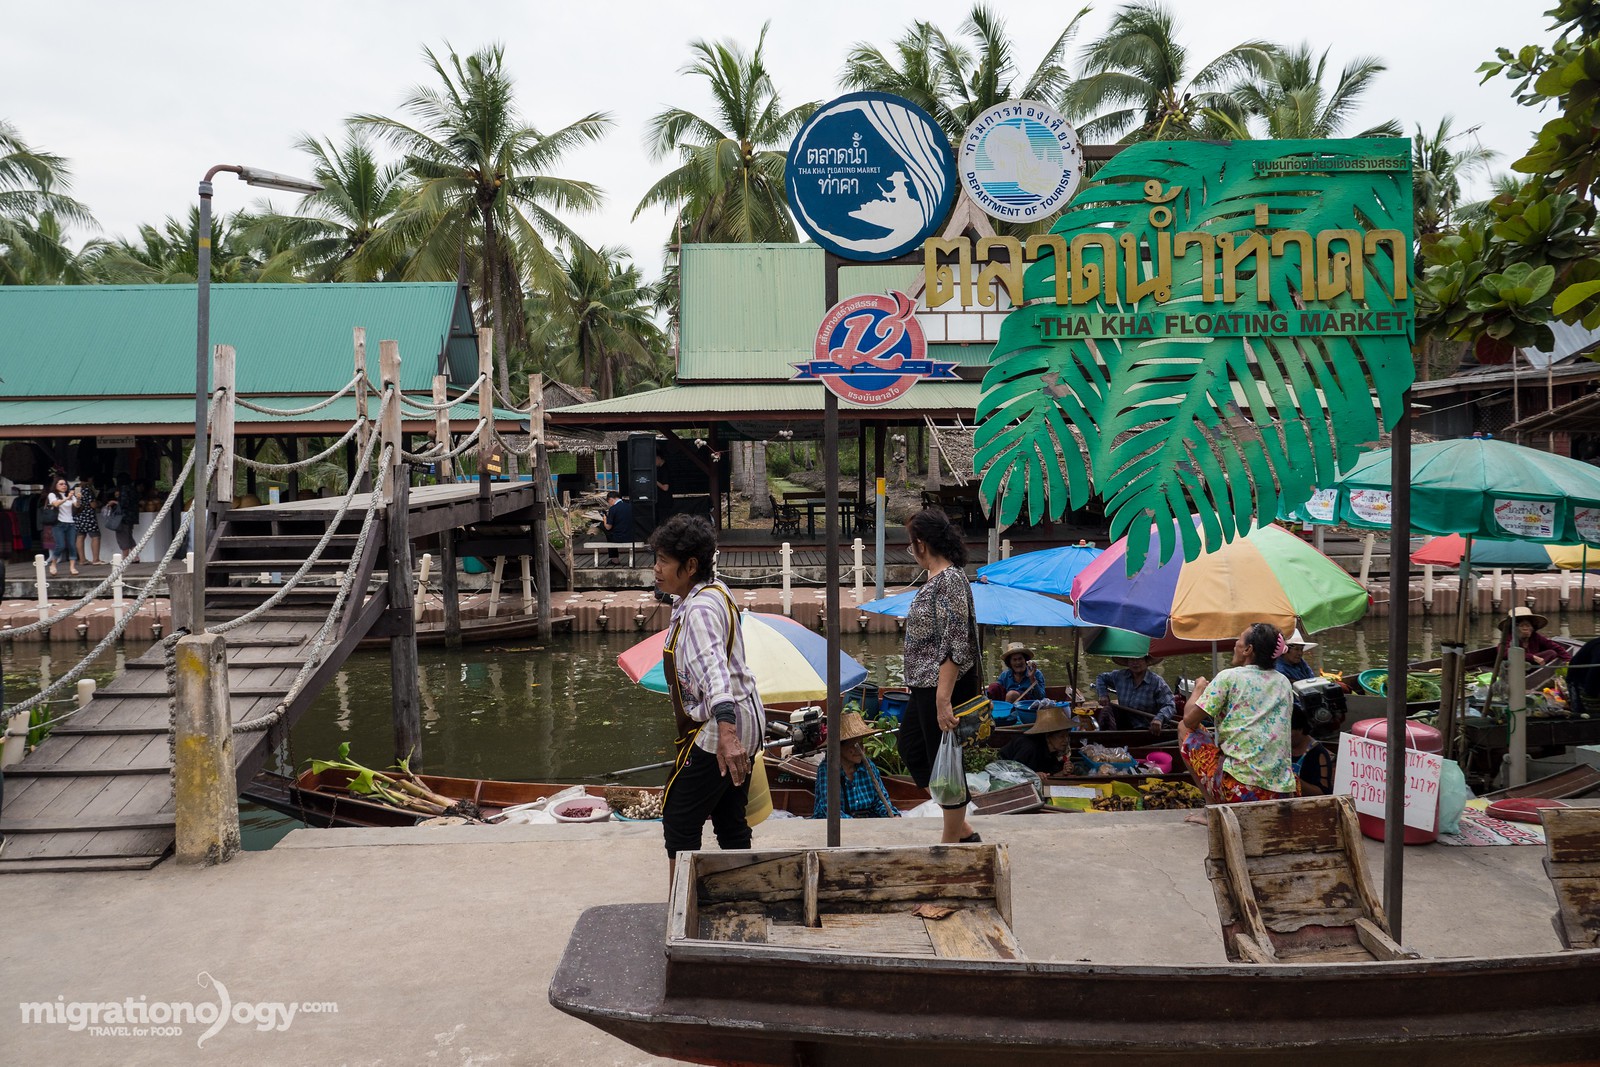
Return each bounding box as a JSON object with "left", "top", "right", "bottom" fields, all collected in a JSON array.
[
  {"left": 114, "top": 773, "right": 174, "bottom": 817},
  {"left": 0, "top": 813, "right": 176, "bottom": 833},
  {"left": 3, "top": 775, "right": 92, "bottom": 819},
  {"left": 0, "top": 854, "right": 167, "bottom": 872}
]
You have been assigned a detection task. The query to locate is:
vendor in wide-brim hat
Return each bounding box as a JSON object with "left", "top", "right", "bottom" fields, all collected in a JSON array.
[
  {"left": 1092, "top": 635, "right": 1176, "bottom": 735},
  {"left": 811, "top": 711, "right": 899, "bottom": 820},
  {"left": 995, "top": 640, "right": 1046, "bottom": 703},
  {"left": 998, "top": 704, "right": 1074, "bottom": 775},
  {"left": 1498, "top": 606, "right": 1572, "bottom": 666},
  {"left": 1276, "top": 628, "right": 1319, "bottom": 684}
]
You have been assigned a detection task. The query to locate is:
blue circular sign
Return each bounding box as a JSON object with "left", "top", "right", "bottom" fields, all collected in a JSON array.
[{"left": 786, "top": 92, "right": 957, "bottom": 262}]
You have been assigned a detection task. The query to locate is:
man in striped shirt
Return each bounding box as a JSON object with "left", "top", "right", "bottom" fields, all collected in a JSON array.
[{"left": 652, "top": 516, "right": 764, "bottom": 875}]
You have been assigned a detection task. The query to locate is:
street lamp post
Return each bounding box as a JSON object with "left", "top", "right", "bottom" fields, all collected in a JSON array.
[{"left": 192, "top": 165, "right": 322, "bottom": 632}]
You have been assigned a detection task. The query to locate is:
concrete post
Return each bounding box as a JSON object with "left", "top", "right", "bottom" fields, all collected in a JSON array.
[
  {"left": 112, "top": 552, "right": 125, "bottom": 622},
  {"left": 781, "top": 542, "right": 793, "bottom": 616},
  {"left": 75, "top": 678, "right": 95, "bottom": 710},
  {"left": 1001, "top": 539, "right": 1013, "bottom": 560},
  {"left": 173, "top": 632, "right": 241, "bottom": 866},
  {"left": 1, "top": 707, "right": 29, "bottom": 766},
  {"left": 414, "top": 552, "right": 432, "bottom": 623},
  {"left": 520, "top": 555, "right": 533, "bottom": 616},
  {"left": 853, "top": 537, "right": 864, "bottom": 605},
  {"left": 34, "top": 553, "right": 47, "bottom": 614}
]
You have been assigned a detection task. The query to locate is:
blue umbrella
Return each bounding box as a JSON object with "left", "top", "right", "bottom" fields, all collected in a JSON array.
[
  {"left": 861, "top": 581, "right": 1086, "bottom": 627},
  {"left": 975, "top": 543, "right": 1104, "bottom": 595}
]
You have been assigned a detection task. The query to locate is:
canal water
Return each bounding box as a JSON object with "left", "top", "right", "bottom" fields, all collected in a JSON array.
[{"left": 3, "top": 614, "right": 1587, "bottom": 848}]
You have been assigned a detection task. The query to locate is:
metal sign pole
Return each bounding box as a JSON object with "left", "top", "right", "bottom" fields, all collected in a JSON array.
[
  {"left": 825, "top": 392, "right": 842, "bottom": 848},
  {"left": 1383, "top": 397, "right": 1413, "bottom": 940}
]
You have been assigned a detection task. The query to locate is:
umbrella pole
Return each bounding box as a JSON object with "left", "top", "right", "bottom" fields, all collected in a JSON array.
[
  {"left": 1440, "top": 537, "right": 1473, "bottom": 763},
  {"left": 1383, "top": 399, "right": 1412, "bottom": 941}
]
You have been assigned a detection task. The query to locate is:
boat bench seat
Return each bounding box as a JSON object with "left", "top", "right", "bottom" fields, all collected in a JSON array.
[
  {"left": 1540, "top": 806, "right": 1600, "bottom": 950},
  {"left": 1205, "top": 795, "right": 1419, "bottom": 964},
  {"left": 725, "top": 907, "right": 1023, "bottom": 961}
]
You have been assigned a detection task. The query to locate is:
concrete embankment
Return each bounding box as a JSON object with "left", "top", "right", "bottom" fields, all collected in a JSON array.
[{"left": 0, "top": 813, "right": 1563, "bottom": 1066}]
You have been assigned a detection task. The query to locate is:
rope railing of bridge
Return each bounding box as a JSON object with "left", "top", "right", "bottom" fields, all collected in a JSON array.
[
  {"left": 208, "top": 388, "right": 392, "bottom": 636},
  {"left": 2, "top": 447, "right": 222, "bottom": 727},
  {"left": 233, "top": 371, "right": 363, "bottom": 417},
  {"left": 398, "top": 372, "right": 488, "bottom": 412},
  {"left": 228, "top": 442, "right": 392, "bottom": 735},
  {"left": 234, "top": 417, "right": 363, "bottom": 474}
]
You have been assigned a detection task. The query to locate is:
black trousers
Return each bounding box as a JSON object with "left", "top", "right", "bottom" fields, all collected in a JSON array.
[
  {"left": 901, "top": 679, "right": 976, "bottom": 809},
  {"left": 661, "top": 745, "right": 751, "bottom": 858}
]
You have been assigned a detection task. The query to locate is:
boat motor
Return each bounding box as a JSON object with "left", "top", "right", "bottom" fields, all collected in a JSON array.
[
  {"left": 1292, "top": 677, "right": 1348, "bottom": 738},
  {"left": 784, "top": 708, "right": 827, "bottom": 754}
]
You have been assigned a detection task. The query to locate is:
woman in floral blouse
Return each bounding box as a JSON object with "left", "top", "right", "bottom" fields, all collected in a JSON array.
[
  {"left": 900, "top": 509, "right": 981, "bottom": 844},
  {"left": 1180, "top": 623, "right": 1297, "bottom": 804}
]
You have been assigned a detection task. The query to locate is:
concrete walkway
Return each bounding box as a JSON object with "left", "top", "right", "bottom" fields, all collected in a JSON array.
[{"left": 0, "top": 813, "right": 1563, "bottom": 1066}]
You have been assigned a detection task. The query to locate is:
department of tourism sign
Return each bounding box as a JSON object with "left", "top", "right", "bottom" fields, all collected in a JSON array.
[
  {"left": 957, "top": 100, "right": 1083, "bottom": 222},
  {"left": 967, "top": 137, "right": 1417, "bottom": 569},
  {"left": 794, "top": 292, "right": 957, "bottom": 406},
  {"left": 786, "top": 92, "right": 957, "bottom": 262}
]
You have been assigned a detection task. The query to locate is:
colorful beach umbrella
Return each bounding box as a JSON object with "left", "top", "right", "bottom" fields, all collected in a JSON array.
[
  {"left": 616, "top": 611, "right": 867, "bottom": 702},
  {"left": 975, "top": 542, "right": 1104, "bottom": 595},
  {"left": 861, "top": 581, "right": 1086, "bottom": 628},
  {"left": 1411, "top": 534, "right": 1599, "bottom": 572},
  {"left": 1071, "top": 522, "right": 1369, "bottom": 640}
]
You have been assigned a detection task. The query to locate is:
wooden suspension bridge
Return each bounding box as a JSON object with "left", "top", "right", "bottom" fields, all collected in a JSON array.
[{"left": 0, "top": 330, "right": 557, "bottom": 873}]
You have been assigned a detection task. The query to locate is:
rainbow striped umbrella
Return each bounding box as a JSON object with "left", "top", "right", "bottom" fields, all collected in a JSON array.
[
  {"left": 616, "top": 611, "right": 867, "bottom": 702},
  {"left": 1070, "top": 522, "right": 1369, "bottom": 640}
]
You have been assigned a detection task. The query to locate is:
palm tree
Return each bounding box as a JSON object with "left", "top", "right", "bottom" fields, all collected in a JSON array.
[
  {"left": 535, "top": 243, "right": 665, "bottom": 400},
  {"left": 90, "top": 208, "right": 261, "bottom": 283},
  {"left": 1067, "top": 1, "right": 1275, "bottom": 142},
  {"left": 355, "top": 42, "right": 612, "bottom": 406},
  {"left": 840, "top": 3, "right": 1090, "bottom": 142},
  {"left": 1208, "top": 44, "right": 1402, "bottom": 140},
  {"left": 1413, "top": 117, "right": 1498, "bottom": 239},
  {"left": 0, "top": 119, "right": 97, "bottom": 284},
  {"left": 250, "top": 131, "right": 413, "bottom": 281},
  {"left": 636, "top": 24, "right": 815, "bottom": 244}
]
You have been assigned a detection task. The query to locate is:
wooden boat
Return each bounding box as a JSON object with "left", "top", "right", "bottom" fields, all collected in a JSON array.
[
  {"left": 551, "top": 840, "right": 1600, "bottom": 1065},
  {"left": 243, "top": 768, "right": 819, "bottom": 829},
  {"left": 1540, "top": 807, "right": 1600, "bottom": 950},
  {"left": 1342, "top": 639, "right": 1579, "bottom": 714},
  {"left": 1482, "top": 763, "right": 1600, "bottom": 802},
  {"left": 768, "top": 754, "right": 1044, "bottom": 816},
  {"left": 355, "top": 612, "right": 543, "bottom": 651}
]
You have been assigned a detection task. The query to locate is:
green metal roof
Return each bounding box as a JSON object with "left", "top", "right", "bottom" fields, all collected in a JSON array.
[
  {"left": 679, "top": 244, "right": 826, "bottom": 381},
  {"left": 0, "top": 396, "right": 524, "bottom": 436},
  {"left": 548, "top": 382, "right": 981, "bottom": 425},
  {"left": 0, "top": 282, "right": 480, "bottom": 398}
]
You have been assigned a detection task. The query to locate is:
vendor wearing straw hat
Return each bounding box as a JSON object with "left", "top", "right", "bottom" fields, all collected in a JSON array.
[
  {"left": 811, "top": 711, "right": 899, "bottom": 820},
  {"left": 998, "top": 704, "right": 1074, "bottom": 775},
  {"left": 1497, "top": 606, "right": 1573, "bottom": 666},
  {"left": 995, "top": 641, "right": 1047, "bottom": 703},
  {"left": 1094, "top": 646, "right": 1177, "bottom": 735},
  {"left": 1276, "top": 629, "right": 1319, "bottom": 684}
]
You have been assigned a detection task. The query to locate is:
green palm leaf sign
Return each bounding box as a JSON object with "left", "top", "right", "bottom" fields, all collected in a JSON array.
[{"left": 975, "top": 138, "right": 1414, "bottom": 569}]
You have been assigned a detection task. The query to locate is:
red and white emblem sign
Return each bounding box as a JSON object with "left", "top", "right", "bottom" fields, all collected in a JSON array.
[{"left": 794, "top": 291, "right": 957, "bottom": 406}]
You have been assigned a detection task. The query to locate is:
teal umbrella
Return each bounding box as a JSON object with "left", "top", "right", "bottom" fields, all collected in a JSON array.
[{"left": 1285, "top": 433, "right": 1600, "bottom": 545}]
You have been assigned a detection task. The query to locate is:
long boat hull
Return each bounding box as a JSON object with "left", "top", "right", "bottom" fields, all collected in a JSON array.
[{"left": 552, "top": 902, "right": 1600, "bottom": 1066}]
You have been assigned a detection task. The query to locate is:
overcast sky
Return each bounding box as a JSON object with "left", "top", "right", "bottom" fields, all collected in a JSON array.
[{"left": 5, "top": 0, "right": 1555, "bottom": 281}]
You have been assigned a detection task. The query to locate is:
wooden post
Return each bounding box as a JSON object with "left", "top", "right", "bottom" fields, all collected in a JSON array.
[
  {"left": 353, "top": 328, "right": 371, "bottom": 493},
  {"left": 173, "top": 632, "right": 240, "bottom": 866},
  {"left": 212, "top": 344, "right": 236, "bottom": 510},
  {"left": 379, "top": 341, "right": 403, "bottom": 503},
  {"left": 284, "top": 436, "right": 300, "bottom": 500},
  {"left": 433, "top": 373, "right": 453, "bottom": 481},
  {"left": 387, "top": 475, "right": 422, "bottom": 767},
  {"left": 441, "top": 529, "right": 461, "bottom": 650},
  {"left": 530, "top": 374, "right": 552, "bottom": 640},
  {"left": 477, "top": 328, "right": 493, "bottom": 522}
]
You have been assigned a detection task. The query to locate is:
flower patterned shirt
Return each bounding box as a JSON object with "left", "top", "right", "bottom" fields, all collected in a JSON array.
[
  {"left": 902, "top": 567, "right": 976, "bottom": 688},
  {"left": 1199, "top": 665, "right": 1296, "bottom": 794}
]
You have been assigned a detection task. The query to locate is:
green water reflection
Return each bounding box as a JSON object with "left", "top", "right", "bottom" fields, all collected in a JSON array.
[{"left": 3, "top": 613, "right": 1592, "bottom": 849}]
